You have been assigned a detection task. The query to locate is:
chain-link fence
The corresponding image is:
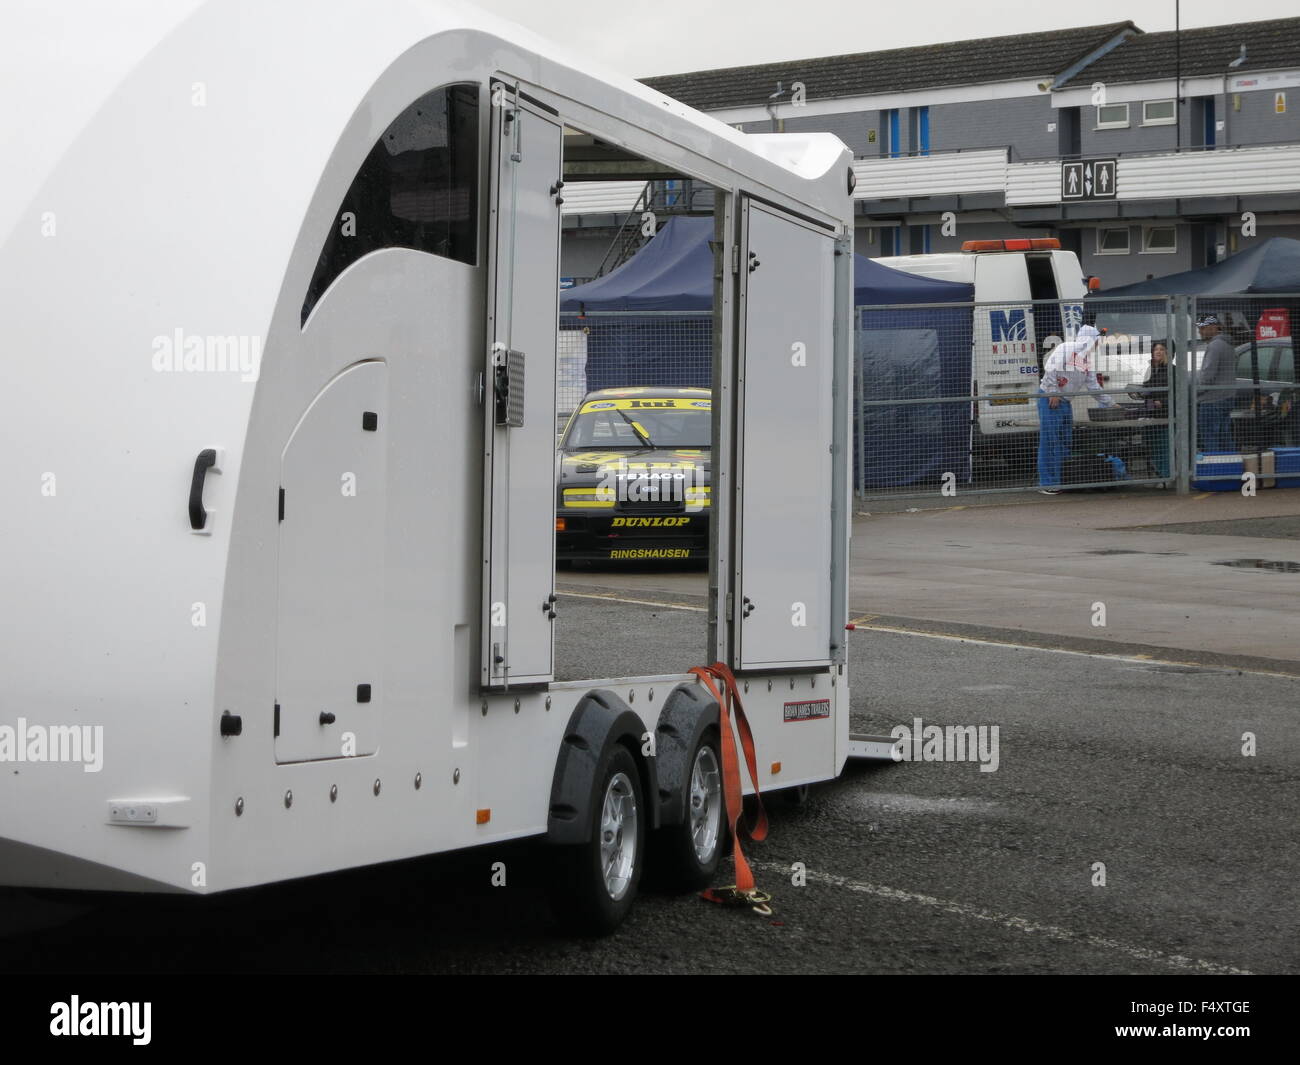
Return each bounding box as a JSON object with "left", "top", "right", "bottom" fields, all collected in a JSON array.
[
  {"left": 557, "top": 311, "right": 711, "bottom": 435},
  {"left": 1188, "top": 294, "right": 1300, "bottom": 492},
  {"left": 857, "top": 296, "right": 1175, "bottom": 496},
  {"left": 554, "top": 295, "right": 1300, "bottom": 497}
]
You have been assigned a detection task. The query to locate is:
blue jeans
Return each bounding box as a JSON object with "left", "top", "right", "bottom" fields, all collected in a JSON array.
[
  {"left": 1197, "top": 399, "right": 1233, "bottom": 454},
  {"left": 1143, "top": 423, "right": 1170, "bottom": 478},
  {"left": 1037, "top": 396, "right": 1072, "bottom": 487}
]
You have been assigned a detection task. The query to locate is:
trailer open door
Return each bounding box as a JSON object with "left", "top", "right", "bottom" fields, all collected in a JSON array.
[
  {"left": 481, "top": 84, "right": 563, "bottom": 688},
  {"left": 733, "top": 200, "right": 836, "bottom": 670}
]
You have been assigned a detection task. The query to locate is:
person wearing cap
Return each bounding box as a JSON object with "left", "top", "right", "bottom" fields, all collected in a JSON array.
[
  {"left": 1036, "top": 324, "right": 1114, "bottom": 494},
  {"left": 1196, "top": 315, "right": 1237, "bottom": 453}
]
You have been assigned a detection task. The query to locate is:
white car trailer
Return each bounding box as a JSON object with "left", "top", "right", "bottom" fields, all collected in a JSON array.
[{"left": 0, "top": 0, "right": 865, "bottom": 932}]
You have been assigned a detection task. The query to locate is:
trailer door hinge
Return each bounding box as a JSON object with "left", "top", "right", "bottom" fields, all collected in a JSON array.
[
  {"left": 731, "top": 245, "right": 739, "bottom": 274},
  {"left": 278, "top": 487, "right": 285, "bottom": 522},
  {"left": 725, "top": 591, "right": 734, "bottom": 622}
]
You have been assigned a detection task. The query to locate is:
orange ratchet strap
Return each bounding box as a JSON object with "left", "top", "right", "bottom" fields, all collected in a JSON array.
[{"left": 689, "top": 662, "right": 771, "bottom": 914}]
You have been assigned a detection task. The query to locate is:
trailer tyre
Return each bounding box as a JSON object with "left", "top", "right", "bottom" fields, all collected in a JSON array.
[
  {"left": 549, "top": 743, "right": 645, "bottom": 935},
  {"left": 650, "top": 726, "right": 724, "bottom": 891}
]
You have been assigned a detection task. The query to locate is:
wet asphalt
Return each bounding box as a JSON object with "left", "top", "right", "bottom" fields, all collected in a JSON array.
[{"left": 2, "top": 593, "right": 1295, "bottom": 975}]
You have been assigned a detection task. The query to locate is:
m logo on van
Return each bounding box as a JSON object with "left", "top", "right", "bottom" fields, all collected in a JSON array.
[
  {"left": 988, "top": 308, "right": 1035, "bottom": 357},
  {"left": 990, "top": 309, "right": 1028, "bottom": 342}
]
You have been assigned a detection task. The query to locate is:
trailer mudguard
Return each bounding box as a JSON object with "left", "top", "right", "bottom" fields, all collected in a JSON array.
[
  {"left": 547, "top": 691, "right": 660, "bottom": 845},
  {"left": 652, "top": 683, "right": 721, "bottom": 828}
]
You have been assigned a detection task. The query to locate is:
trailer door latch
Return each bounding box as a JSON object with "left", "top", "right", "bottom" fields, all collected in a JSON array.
[
  {"left": 742, "top": 596, "right": 756, "bottom": 618},
  {"left": 494, "top": 348, "right": 525, "bottom": 427}
]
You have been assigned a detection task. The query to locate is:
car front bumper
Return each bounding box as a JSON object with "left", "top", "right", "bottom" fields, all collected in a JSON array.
[{"left": 556, "top": 512, "right": 709, "bottom": 561}]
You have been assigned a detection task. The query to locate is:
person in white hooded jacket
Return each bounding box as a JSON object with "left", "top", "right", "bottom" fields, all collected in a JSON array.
[{"left": 1037, "top": 324, "right": 1114, "bottom": 493}]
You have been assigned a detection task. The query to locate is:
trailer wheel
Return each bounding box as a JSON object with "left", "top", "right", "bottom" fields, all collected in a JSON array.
[
  {"left": 651, "top": 727, "right": 724, "bottom": 891},
  {"left": 549, "top": 743, "right": 645, "bottom": 935}
]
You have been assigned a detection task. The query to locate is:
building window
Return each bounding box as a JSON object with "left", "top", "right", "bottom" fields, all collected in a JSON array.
[
  {"left": 883, "top": 109, "right": 901, "bottom": 158},
  {"left": 1096, "top": 103, "right": 1129, "bottom": 129},
  {"left": 1096, "top": 227, "right": 1130, "bottom": 255},
  {"left": 882, "top": 227, "right": 901, "bottom": 256},
  {"left": 302, "top": 83, "right": 480, "bottom": 325},
  {"left": 1142, "top": 226, "right": 1177, "bottom": 254},
  {"left": 909, "top": 106, "right": 930, "bottom": 156},
  {"left": 908, "top": 224, "right": 931, "bottom": 254},
  {"left": 1142, "top": 100, "right": 1176, "bottom": 125}
]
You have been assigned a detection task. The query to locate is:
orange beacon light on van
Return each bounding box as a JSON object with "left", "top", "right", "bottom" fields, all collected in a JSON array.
[{"left": 961, "top": 238, "right": 1061, "bottom": 252}]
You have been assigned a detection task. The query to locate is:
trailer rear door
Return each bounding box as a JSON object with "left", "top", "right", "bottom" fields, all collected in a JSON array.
[
  {"left": 481, "top": 85, "right": 563, "bottom": 687},
  {"left": 734, "top": 200, "right": 835, "bottom": 670},
  {"left": 276, "top": 360, "right": 388, "bottom": 763}
]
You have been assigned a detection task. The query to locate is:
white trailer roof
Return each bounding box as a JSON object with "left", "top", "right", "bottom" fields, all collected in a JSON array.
[{"left": 1, "top": 0, "right": 849, "bottom": 250}]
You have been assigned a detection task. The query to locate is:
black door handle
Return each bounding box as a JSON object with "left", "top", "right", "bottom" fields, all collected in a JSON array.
[{"left": 189, "top": 449, "right": 217, "bottom": 530}]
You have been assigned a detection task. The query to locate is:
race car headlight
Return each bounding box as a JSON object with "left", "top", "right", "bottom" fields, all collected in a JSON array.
[{"left": 562, "top": 488, "right": 615, "bottom": 508}]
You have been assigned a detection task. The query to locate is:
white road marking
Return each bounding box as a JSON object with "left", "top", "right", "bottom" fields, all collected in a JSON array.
[
  {"left": 754, "top": 862, "right": 1253, "bottom": 976},
  {"left": 846, "top": 619, "right": 1297, "bottom": 679},
  {"left": 559, "top": 590, "right": 1295, "bottom": 679},
  {"left": 558, "top": 590, "right": 705, "bottom": 612}
]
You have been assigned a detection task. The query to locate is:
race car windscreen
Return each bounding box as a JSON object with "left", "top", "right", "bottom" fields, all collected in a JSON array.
[{"left": 562, "top": 398, "right": 712, "bottom": 449}]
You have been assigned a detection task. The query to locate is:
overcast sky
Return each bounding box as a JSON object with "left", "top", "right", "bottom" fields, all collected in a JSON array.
[{"left": 476, "top": 0, "right": 1296, "bottom": 78}]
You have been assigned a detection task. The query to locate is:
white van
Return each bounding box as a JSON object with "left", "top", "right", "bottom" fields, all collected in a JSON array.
[{"left": 877, "top": 239, "right": 1091, "bottom": 461}]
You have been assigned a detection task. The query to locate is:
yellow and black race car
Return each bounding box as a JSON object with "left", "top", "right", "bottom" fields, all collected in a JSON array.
[{"left": 556, "top": 387, "right": 711, "bottom": 562}]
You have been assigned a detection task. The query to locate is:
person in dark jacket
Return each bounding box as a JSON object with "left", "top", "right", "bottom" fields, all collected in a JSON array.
[
  {"left": 1142, "top": 341, "right": 1171, "bottom": 478},
  {"left": 1196, "top": 315, "right": 1237, "bottom": 452}
]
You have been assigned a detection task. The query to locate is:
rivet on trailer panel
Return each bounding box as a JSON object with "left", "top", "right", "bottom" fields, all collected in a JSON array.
[
  {"left": 330, "top": 785, "right": 338, "bottom": 803},
  {"left": 284, "top": 790, "right": 293, "bottom": 809},
  {"left": 414, "top": 773, "right": 422, "bottom": 791},
  {"left": 453, "top": 768, "right": 461, "bottom": 785},
  {"left": 235, "top": 797, "right": 244, "bottom": 817},
  {"left": 373, "top": 779, "right": 381, "bottom": 797}
]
